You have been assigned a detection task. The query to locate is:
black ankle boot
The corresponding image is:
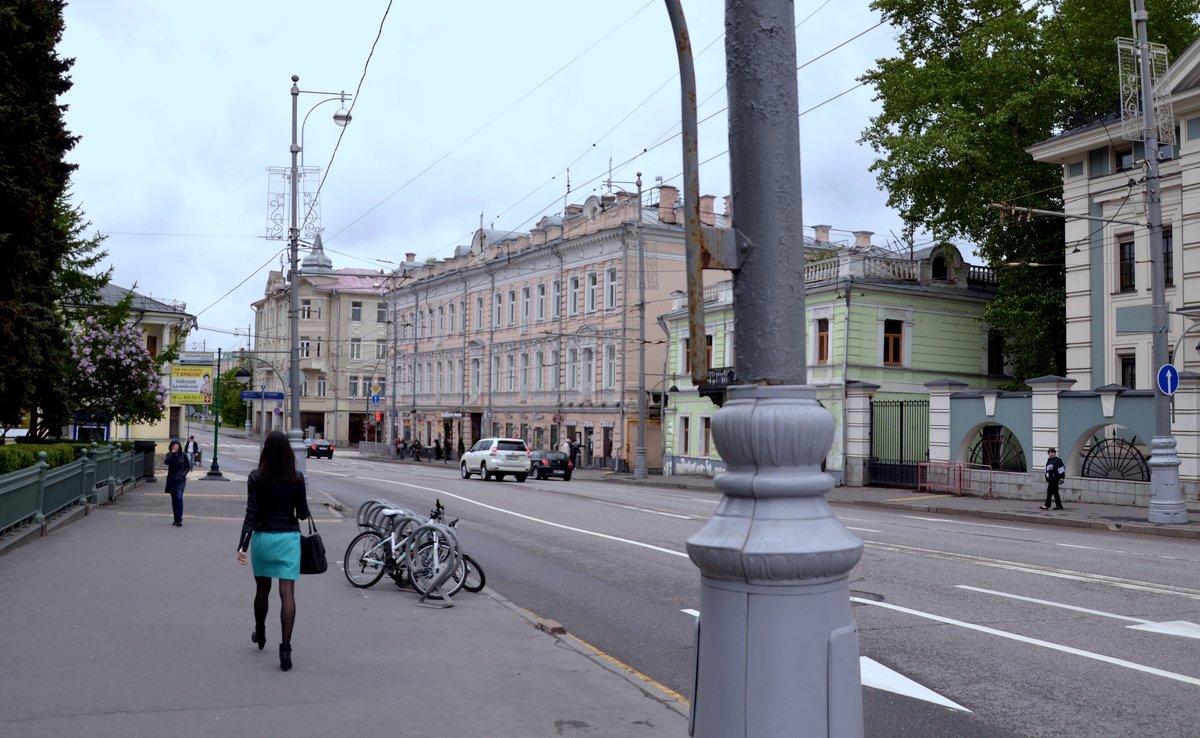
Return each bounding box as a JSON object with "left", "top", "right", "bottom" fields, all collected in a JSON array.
[
  {"left": 251, "top": 628, "right": 266, "bottom": 650},
  {"left": 279, "top": 644, "right": 292, "bottom": 671}
]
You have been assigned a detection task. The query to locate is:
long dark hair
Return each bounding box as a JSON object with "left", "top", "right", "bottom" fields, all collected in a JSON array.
[{"left": 256, "top": 430, "right": 301, "bottom": 484}]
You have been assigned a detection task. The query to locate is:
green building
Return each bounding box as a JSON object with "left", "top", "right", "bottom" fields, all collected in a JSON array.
[{"left": 659, "top": 229, "right": 1005, "bottom": 485}]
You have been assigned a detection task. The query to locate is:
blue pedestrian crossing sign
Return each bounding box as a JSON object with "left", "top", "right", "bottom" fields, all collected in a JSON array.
[{"left": 1157, "top": 364, "right": 1180, "bottom": 396}]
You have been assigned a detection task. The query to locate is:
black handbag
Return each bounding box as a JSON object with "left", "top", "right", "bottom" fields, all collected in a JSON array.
[{"left": 299, "top": 519, "right": 327, "bottom": 575}]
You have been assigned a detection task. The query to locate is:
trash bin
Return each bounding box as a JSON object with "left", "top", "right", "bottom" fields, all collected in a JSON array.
[{"left": 133, "top": 440, "right": 157, "bottom": 481}]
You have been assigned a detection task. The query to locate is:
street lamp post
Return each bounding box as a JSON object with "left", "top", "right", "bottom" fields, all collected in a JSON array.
[
  {"left": 287, "top": 74, "right": 351, "bottom": 474},
  {"left": 202, "top": 348, "right": 231, "bottom": 481},
  {"left": 236, "top": 367, "right": 252, "bottom": 436}
]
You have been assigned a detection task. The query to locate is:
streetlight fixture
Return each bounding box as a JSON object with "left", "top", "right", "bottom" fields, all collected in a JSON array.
[{"left": 287, "top": 74, "right": 352, "bottom": 474}]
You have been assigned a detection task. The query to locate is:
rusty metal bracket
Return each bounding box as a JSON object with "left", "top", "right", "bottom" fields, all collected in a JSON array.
[{"left": 700, "top": 225, "right": 740, "bottom": 271}]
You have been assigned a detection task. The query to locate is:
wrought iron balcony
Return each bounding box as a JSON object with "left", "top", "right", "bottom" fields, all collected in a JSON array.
[{"left": 698, "top": 366, "right": 736, "bottom": 406}]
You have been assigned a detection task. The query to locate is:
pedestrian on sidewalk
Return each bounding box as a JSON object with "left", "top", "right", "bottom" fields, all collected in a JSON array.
[
  {"left": 443, "top": 436, "right": 452, "bottom": 463},
  {"left": 184, "top": 435, "right": 201, "bottom": 465},
  {"left": 236, "top": 430, "right": 312, "bottom": 671},
  {"left": 1041, "top": 447, "right": 1066, "bottom": 510},
  {"left": 411, "top": 437, "right": 423, "bottom": 462},
  {"left": 163, "top": 440, "right": 191, "bottom": 526}
]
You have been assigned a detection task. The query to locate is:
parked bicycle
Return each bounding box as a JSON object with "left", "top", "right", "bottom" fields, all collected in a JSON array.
[{"left": 344, "top": 499, "right": 472, "bottom": 599}]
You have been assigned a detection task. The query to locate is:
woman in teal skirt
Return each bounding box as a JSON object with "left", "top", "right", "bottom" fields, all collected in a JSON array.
[{"left": 236, "top": 430, "right": 311, "bottom": 671}]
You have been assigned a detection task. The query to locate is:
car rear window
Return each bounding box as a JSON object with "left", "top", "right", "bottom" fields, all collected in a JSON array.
[
  {"left": 497, "top": 441, "right": 527, "bottom": 452},
  {"left": 543, "top": 452, "right": 567, "bottom": 460}
]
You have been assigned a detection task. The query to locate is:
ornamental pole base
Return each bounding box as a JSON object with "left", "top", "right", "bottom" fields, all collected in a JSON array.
[{"left": 1148, "top": 435, "right": 1189, "bottom": 524}]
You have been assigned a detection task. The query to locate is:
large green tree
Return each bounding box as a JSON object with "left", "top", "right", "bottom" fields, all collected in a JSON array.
[
  {"left": 0, "top": 0, "right": 78, "bottom": 436},
  {"left": 860, "top": 0, "right": 1200, "bottom": 385}
]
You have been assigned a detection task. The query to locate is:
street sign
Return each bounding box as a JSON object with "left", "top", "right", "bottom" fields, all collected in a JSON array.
[
  {"left": 371, "top": 394, "right": 380, "bottom": 404},
  {"left": 1157, "top": 364, "right": 1180, "bottom": 396},
  {"left": 552, "top": 413, "right": 563, "bottom": 424},
  {"left": 240, "top": 391, "right": 285, "bottom": 401}
]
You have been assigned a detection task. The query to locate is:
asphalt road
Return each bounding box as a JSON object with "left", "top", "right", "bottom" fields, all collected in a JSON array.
[{"left": 221, "top": 443, "right": 1200, "bottom": 737}]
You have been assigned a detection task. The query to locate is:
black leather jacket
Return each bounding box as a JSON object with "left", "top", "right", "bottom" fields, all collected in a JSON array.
[{"left": 237, "top": 470, "right": 311, "bottom": 551}]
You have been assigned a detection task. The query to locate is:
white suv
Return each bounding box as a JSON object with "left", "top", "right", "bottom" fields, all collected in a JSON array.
[{"left": 460, "top": 438, "right": 532, "bottom": 482}]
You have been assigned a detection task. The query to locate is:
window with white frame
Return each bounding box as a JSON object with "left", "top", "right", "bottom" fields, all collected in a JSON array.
[
  {"left": 301, "top": 375, "right": 309, "bottom": 397},
  {"left": 349, "top": 375, "right": 360, "bottom": 398},
  {"left": 505, "top": 354, "right": 515, "bottom": 392},
  {"left": 569, "top": 276, "right": 580, "bottom": 316},
  {"left": 435, "top": 361, "right": 442, "bottom": 397},
  {"left": 520, "top": 353, "right": 529, "bottom": 393},
  {"left": 428, "top": 309, "right": 435, "bottom": 337},
  {"left": 604, "top": 345, "right": 616, "bottom": 388},
  {"left": 536, "top": 283, "right": 546, "bottom": 321},
  {"left": 535, "top": 352, "right": 545, "bottom": 390},
  {"left": 605, "top": 268, "right": 617, "bottom": 308},
  {"left": 376, "top": 377, "right": 386, "bottom": 397},
  {"left": 351, "top": 301, "right": 363, "bottom": 322},
  {"left": 586, "top": 273, "right": 598, "bottom": 312},
  {"left": 299, "top": 337, "right": 311, "bottom": 358},
  {"left": 493, "top": 294, "right": 502, "bottom": 327},
  {"left": 522, "top": 287, "right": 531, "bottom": 325},
  {"left": 438, "top": 306, "right": 445, "bottom": 335},
  {"left": 680, "top": 415, "right": 691, "bottom": 456},
  {"left": 491, "top": 355, "right": 500, "bottom": 392},
  {"left": 300, "top": 299, "right": 312, "bottom": 320},
  {"left": 471, "top": 358, "right": 481, "bottom": 395},
  {"left": 455, "top": 359, "right": 463, "bottom": 395},
  {"left": 476, "top": 297, "right": 484, "bottom": 330},
  {"left": 582, "top": 348, "right": 594, "bottom": 393},
  {"left": 567, "top": 348, "right": 578, "bottom": 389},
  {"left": 552, "top": 280, "right": 562, "bottom": 318},
  {"left": 376, "top": 339, "right": 386, "bottom": 360},
  {"left": 551, "top": 349, "right": 561, "bottom": 388},
  {"left": 377, "top": 302, "right": 387, "bottom": 323},
  {"left": 702, "top": 416, "right": 712, "bottom": 456},
  {"left": 883, "top": 319, "right": 904, "bottom": 366},
  {"left": 507, "top": 290, "right": 516, "bottom": 325},
  {"left": 413, "top": 365, "right": 420, "bottom": 395},
  {"left": 350, "top": 338, "right": 362, "bottom": 360},
  {"left": 317, "top": 374, "right": 327, "bottom": 397},
  {"left": 448, "top": 303, "right": 456, "bottom": 333}
]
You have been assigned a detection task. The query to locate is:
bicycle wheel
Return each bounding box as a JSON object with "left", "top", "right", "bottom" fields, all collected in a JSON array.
[
  {"left": 343, "top": 531, "right": 387, "bottom": 588},
  {"left": 409, "top": 539, "right": 466, "bottom": 599},
  {"left": 461, "top": 553, "right": 486, "bottom": 593}
]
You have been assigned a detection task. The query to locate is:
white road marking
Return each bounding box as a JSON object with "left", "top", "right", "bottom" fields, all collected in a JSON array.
[
  {"left": 901, "top": 515, "right": 1029, "bottom": 531},
  {"left": 689, "top": 498, "right": 719, "bottom": 504},
  {"left": 308, "top": 470, "right": 351, "bottom": 477},
  {"left": 847, "top": 527, "right": 881, "bottom": 533},
  {"left": 1057, "top": 542, "right": 1180, "bottom": 561},
  {"left": 357, "top": 477, "right": 690, "bottom": 558},
  {"left": 960, "top": 586, "right": 1200, "bottom": 641},
  {"left": 851, "top": 597, "right": 1200, "bottom": 687},
  {"left": 593, "top": 500, "right": 700, "bottom": 520},
  {"left": 678, "top": 609, "right": 969, "bottom": 711},
  {"left": 867, "top": 541, "right": 1200, "bottom": 601},
  {"left": 859, "top": 657, "right": 969, "bottom": 712}
]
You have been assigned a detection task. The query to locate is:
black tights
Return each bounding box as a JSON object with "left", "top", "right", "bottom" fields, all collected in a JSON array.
[{"left": 254, "top": 577, "right": 296, "bottom": 646}]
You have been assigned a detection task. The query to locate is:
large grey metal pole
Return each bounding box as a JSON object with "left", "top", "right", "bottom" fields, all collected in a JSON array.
[
  {"left": 287, "top": 75, "right": 307, "bottom": 474},
  {"left": 686, "top": 2, "right": 864, "bottom": 735},
  {"left": 1135, "top": 2, "right": 1187, "bottom": 523},
  {"left": 633, "top": 173, "right": 649, "bottom": 479}
]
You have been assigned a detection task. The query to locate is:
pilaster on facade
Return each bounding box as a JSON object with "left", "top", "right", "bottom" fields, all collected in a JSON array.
[
  {"left": 924, "top": 379, "right": 969, "bottom": 463},
  {"left": 1026, "top": 375, "right": 1076, "bottom": 461}
]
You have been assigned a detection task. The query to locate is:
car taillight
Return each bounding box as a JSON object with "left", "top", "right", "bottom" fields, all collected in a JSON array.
[{"left": 568, "top": 461, "right": 573, "bottom": 468}]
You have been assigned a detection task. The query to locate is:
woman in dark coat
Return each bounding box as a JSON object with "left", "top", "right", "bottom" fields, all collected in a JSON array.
[
  {"left": 236, "top": 430, "right": 311, "bottom": 671},
  {"left": 163, "top": 440, "right": 191, "bottom": 526}
]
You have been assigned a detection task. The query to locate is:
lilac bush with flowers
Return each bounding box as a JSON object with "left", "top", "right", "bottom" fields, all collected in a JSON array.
[{"left": 67, "top": 317, "right": 167, "bottom": 424}]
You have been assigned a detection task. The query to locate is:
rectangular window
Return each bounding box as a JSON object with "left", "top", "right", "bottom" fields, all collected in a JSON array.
[
  {"left": 300, "top": 299, "right": 312, "bottom": 320},
  {"left": 567, "top": 349, "right": 578, "bottom": 389},
  {"left": 680, "top": 416, "right": 691, "bottom": 456},
  {"left": 349, "top": 375, "right": 359, "bottom": 398},
  {"left": 471, "top": 358, "right": 481, "bottom": 395},
  {"left": 1116, "top": 146, "right": 1135, "bottom": 171},
  {"left": 816, "top": 318, "right": 829, "bottom": 364},
  {"left": 682, "top": 335, "right": 715, "bottom": 374},
  {"left": 350, "top": 338, "right": 362, "bottom": 360},
  {"left": 606, "top": 268, "right": 618, "bottom": 308},
  {"left": 587, "top": 273, "right": 598, "bottom": 312},
  {"left": 987, "top": 332, "right": 1006, "bottom": 375},
  {"left": 551, "top": 350, "right": 561, "bottom": 389},
  {"left": 552, "top": 280, "right": 562, "bottom": 318},
  {"left": 1119, "top": 238, "right": 1136, "bottom": 292},
  {"left": 146, "top": 334, "right": 158, "bottom": 358},
  {"left": 569, "top": 277, "right": 580, "bottom": 316},
  {"left": 1120, "top": 354, "right": 1136, "bottom": 389},
  {"left": 301, "top": 375, "right": 309, "bottom": 397},
  {"left": 520, "top": 353, "right": 529, "bottom": 392},
  {"left": 604, "top": 345, "right": 616, "bottom": 388},
  {"left": 522, "top": 287, "right": 531, "bottom": 325},
  {"left": 507, "top": 290, "right": 516, "bottom": 325},
  {"left": 536, "top": 284, "right": 546, "bottom": 321},
  {"left": 317, "top": 375, "right": 327, "bottom": 397},
  {"left": 476, "top": 297, "right": 484, "bottom": 330},
  {"left": 435, "top": 362, "right": 442, "bottom": 397},
  {"left": 448, "top": 303, "right": 456, "bottom": 333},
  {"left": 491, "top": 355, "right": 500, "bottom": 392},
  {"left": 1163, "top": 228, "right": 1174, "bottom": 287},
  {"left": 883, "top": 319, "right": 903, "bottom": 366},
  {"left": 702, "top": 416, "right": 712, "bottom": 456},
  {"left": 377, "top": 302, "right": 387, "bottom": 323},
  {"left": 438, "top": 306, "right": 445, "bottom": 335},
  {"left": 299, "top": 337, "right": 310, "bottom": 358},
  {"left": 582, "top": 348, "right": 594, "bottom": 393},
  {"left": 535, "top": 352, "right": 545, "bottom": 390},
  {"left": 493, "top": 294, "right": 502, "bottom": 327},
  {"left": 429, "top": 309, "right": 435, "bottom": 337},
  {"left": 506, "top": 355, "right": 515, "bottom": 392},
  {"left": 376, "top": 339, "right": 386, "bottom": 360},
  {"left": 351, "top": 301, "right": 363, "bottom": 322}
]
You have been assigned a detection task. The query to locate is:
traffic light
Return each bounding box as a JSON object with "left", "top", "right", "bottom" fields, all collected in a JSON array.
[{"left": 375, "top": 411, "right": 382, "bottom": 422}]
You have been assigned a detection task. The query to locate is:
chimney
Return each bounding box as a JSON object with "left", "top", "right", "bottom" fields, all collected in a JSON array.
[
  {"left": 812, "top": 224, "right": 831, "bottom": 243},
  {"left": 565, "top": 203, "right": 583, "bottom": 217},
  {"left": 699, "top": 195, "right": 716, "bottom": 226},
  {"left": 658, "top": 185, "right": 678, "bottom": 224},
  {"left": 405, "top": 252, "right": 416, "bottom": 263},
  {"left": 853, "top": 230, "right": 874, "bottom": 249},
  {"left": 724, "top": 195, "right": 732, "bottom": 220}
]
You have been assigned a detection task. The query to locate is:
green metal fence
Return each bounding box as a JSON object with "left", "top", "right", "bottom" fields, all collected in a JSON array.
[{"left": 0, "top": 446, "right": 145, "bottom": 537}]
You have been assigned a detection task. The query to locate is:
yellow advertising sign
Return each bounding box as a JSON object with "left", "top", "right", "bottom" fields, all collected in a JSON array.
[{"left": 171, "top": 365, "right": 214, "bottom": 405}]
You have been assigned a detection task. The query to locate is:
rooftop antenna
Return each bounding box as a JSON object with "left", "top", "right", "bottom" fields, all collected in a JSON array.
[{"left": 564, "top": 167, "right": 570, "bottom": 213}]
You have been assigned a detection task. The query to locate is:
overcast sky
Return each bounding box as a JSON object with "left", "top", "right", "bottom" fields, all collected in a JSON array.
[{"left": 59, "top": 1, "right": 907, "bottom": 353}]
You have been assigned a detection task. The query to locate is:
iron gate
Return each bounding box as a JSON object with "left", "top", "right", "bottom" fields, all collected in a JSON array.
[{"left": 869, "top": 399, "right": 930, "bottom": 488}]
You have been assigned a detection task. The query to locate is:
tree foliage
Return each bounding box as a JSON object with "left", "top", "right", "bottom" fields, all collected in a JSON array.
[
  {"left": 67, "top": 316, "right": 167, "bottom": 426},
  {"left": 860, "top": 0, "right": 1200, "bottom": 386},
  {"left": 0, "top": 0, "right": 78, "bottom": 435}
]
